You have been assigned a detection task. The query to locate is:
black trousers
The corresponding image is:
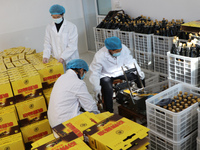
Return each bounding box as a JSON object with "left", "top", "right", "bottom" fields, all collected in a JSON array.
[{"left": 100, "top": 73, "right": 145, "bottom": 113}]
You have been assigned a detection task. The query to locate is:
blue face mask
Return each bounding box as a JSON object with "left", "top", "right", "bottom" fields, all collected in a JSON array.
[
  {"left": 53, "top": 17, "right": 63, "bottom": 24},
  {"left": 112, "top": 52, "right": 121, "bottom": 57},
  {"left": 81, "top": 73, "right": 85, "bottom": 80}
]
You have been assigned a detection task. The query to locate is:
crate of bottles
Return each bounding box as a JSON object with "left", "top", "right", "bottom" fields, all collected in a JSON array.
[
  {"left": 148, "top": 129, "right": 197, "bottom": 150},
  {"left": 134, "top": 32, "right": 153, "bottom": 53},
  {"left": 93, "top": 27, "right": 105, "bottom": 43},
  {"left": 117, "top": 31, "right": 134, "bottom": 50},
  {"left": 142, "top": 69, "right": 159, "bottom": 87},
  {"left": 146, "top": 83, "right": 199, "bottom": 141},
  {"left": 153, "top": 35, "right": 174, "bottom": 55},
  {"left": 154, "top": 54, "right": 168, "bottom": 75},
  {"left": 104, "top": 29, "right": 118, "bottom": 38},
  {"left": 135, "top": 50, "right": 153, "bottom": 71},
  {"left": 95, "top": 42, "right": 105, "bottom": 51},
  {"left": 167, "top": 52, "right": 200, "bottom": 86}
]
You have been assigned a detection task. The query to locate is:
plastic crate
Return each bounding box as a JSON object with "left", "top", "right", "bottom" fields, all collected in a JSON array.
[
  {"left": 198, "top": 108, "right": 200, "bottom": 139},
  {"left": 104, "top": 29, "right": 118, "bottom": 38},
  {"left": 117, "top": 31, "right": 134, "bottom": 50},
  {"left": 148, "top": 130, "right": 197, "bottom": 150},
  {"left": 135, "top": 50, "right": 153, "bottom": 71},
  {"left": 167, "top": 52, "right": 200, "bottom": 86},
  {"left": 134, "top": 33, "right": 153, "bottom": 53},
  {"left": 144, "top": 80, "right": 168, "bottom": 93},
  {"left": 154, "top": 54, "right": 168, "bottom": 75},
  {"left": 197, "top": 137, "right": 200, "bottom": 150},
  {"left": 146, "top": 83, "right": 199, "bottom": 141},
  {"left": 142, "top": 69, "right": 159, "bottom": 87},
  {"left": 95, "top": 42, "right": 104, "bottom": 51},
  {"left": 159, "top": 73, "right": 168, "bottom": 82},
  {"left": 93, "top": 27, "right": 105, "bottom": 43},
  {"left": 168, "top": 78, "right": 181, "bottom": 88},
  {"left": 153, "top": 35, "right": 173, "bottom": 55}
]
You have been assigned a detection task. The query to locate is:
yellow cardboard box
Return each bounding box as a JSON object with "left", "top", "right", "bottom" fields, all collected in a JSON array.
[
  {"left": 12, "top": 61, "right": 22, "bottom": 67},
  {"left": 18, "top": 53, "right": 25, "bottom": 60},
  {"left": 0, "top": 80, "right": 15, "bottom": 107},
  {"left": 31, "top": 132, "right": 91, "bottom": 150},
  {"left": 0, "top": 105, "right": 20, "bottom": 138},
  {"left": 3, "top": 57, "right": 11, "bottom": 63},
  {"left": 19, "top": 59, "right": 29, "bottom": 65},
  {"left": 11, "top": 55, "right": 18, "bottom": 62},
  {"left": 9, "top": 70, "right": 43, "bottom": 102},
  {"left": 15, "top": 96, "right": 47, "bottom": 127},
  {"left": 20, "top": 119, "right": 52, "bottom": 143},
  {"left": 83, "top": 114, "right": 150, "bottom": 150},
  {"left": 53, "top": 112, "right": 100, "bottom": 140},
  {"left": 0, "top": 132, "right": 25, "bottom": 150},
  {"left": 5, "top": 62, "right": 14, "bottom": 69},
  {"left": 43, "top": 87, "right": 53, "bottom": 106}
]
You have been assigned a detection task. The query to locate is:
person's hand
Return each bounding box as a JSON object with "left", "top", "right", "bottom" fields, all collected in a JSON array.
[
  {"left": 95, "top": 91, "right": 102, "bottom": 101},
  {"left": 58, "top": 58, "right": 64, "bottom": 64},
  {"left": 43, "top": 58, "right": 49, "bottom": 63}
]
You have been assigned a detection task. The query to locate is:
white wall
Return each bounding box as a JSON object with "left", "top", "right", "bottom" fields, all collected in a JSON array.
[
  {"left": 111, "top": 0, "right": 200, "bottom": 22},
  {"left": 0, "top": 0, "right": 88, "bottom": 54}
]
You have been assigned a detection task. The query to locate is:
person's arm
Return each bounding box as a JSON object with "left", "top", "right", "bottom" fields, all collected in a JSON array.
[
  {"left": 123, "top": 46, "right": 145, "bottom": 80},
  {"left": 77, "top": 82, "right": 100, "bottom": 113},
  {"left": 43, "top": 26, "right": 52, "bottom": 63},
  {"left": 60, "top": 24, "right": 78, "bottom": 61}
]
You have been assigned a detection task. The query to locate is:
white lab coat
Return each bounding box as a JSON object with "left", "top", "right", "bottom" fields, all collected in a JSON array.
[
  {"left": 47, "top": 69, "right": 99, "bottom": 128},
  {"left": 43, "top": 19, "right": 79, "bottom": 65},
  {"left": 89, "top": 44, "right": 145, "bottom": 93}
]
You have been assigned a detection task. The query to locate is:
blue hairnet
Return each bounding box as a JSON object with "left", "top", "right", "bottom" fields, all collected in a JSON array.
[
  {"left": 104, "top": 36, "right": 122, "bottom": 50},
  {"left": 66, "top": 59, "right": 89, "bottom": 72},
  {"left": 49, "top": 4, "right": 65, "bottom": 15}
]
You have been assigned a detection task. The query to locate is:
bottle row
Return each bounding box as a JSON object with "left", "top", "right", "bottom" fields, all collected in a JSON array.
[
  {"left": 171, "top": 34, "right": 200, "bottom": 57},
  {"left": 157, "top": 91, "right": 200, "bottom": 113},
  {"left": 97, "top": 13, "right": 188, "bottom": 38}
]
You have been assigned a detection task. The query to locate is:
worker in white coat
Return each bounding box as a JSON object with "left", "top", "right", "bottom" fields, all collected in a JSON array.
[
  {"left": 89, "top": 36, "right": 145, "bottom": 113},
  {"left": 43, "top": 4, "right": 79, "bottom": 71},
  {"left": 48, "top": 59, "right": 99, "bottom": 129}
]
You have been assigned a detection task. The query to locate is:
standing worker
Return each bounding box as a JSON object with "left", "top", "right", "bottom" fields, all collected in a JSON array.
[
  {"left": 43, "top": 4, "right": 79, "bottom": 71},
  {"left": 47, "top": 59, "right": 99, "bottom": 129},
  {"left": 89, "top": 36, "right": 145, "bottom": 113}
]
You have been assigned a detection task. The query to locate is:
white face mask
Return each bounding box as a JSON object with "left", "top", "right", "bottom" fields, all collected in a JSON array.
[{"left": 53, "top": 17, "right": 63, "bottom": 24}]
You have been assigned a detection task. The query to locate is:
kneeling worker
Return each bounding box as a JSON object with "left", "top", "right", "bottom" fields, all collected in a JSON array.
[
  {"left": 48, "top": 59, "right": 100, "bottom": 129},
  {"left": 89, "top": 36, "right": 145, "bottom": 113}
]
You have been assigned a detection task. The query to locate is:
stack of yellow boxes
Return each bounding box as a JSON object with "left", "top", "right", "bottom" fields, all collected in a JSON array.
[
  {"left": 0, "top": 46, "right": 63, "bottom": 149},
  {"left": 26, "top": 52, "right": 64, "bottom": 89},
  {"left": 31, "top": 112, "right": 150, "bottom": 150}
]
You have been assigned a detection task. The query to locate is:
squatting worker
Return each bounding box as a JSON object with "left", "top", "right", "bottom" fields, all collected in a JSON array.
[
  {"left": 89, "top": 36, "right": 145, "bottom": 113},
  {"left": 43, "top": 4, "right": 79, "bottom": 72},
  {"left": 48, "top": 59, "right": 99, "bottom": 130}
]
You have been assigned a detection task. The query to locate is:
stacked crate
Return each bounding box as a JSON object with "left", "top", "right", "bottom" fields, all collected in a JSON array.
[
  {"left": 153, "top": 35, "right": 173, "bottom": 81},
  {"left": 134, "top": 33, "right": 154, "bottom": 71},
  {"left": 167, "top": 51, "right": 200, "bottom": 88},
  {"left": 146, "top": 83, "right": 198, "bottom": 149},
  {"left": 93, "top": 27, "right": 106, "bottom": 51}
]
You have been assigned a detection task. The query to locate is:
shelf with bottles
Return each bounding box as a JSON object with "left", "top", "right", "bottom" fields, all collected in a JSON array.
[
  {"left": 167, "top": 51, "right": 200, "bottom": 86},
  {"left": 146, "top": 83, "right": 200, "bottom": 141},
  {"left": 135, "top": 50, "right": 153, "bottom": 71},
  {"left": 153, "top": 54, "right": 168, "bottom": 75}
]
